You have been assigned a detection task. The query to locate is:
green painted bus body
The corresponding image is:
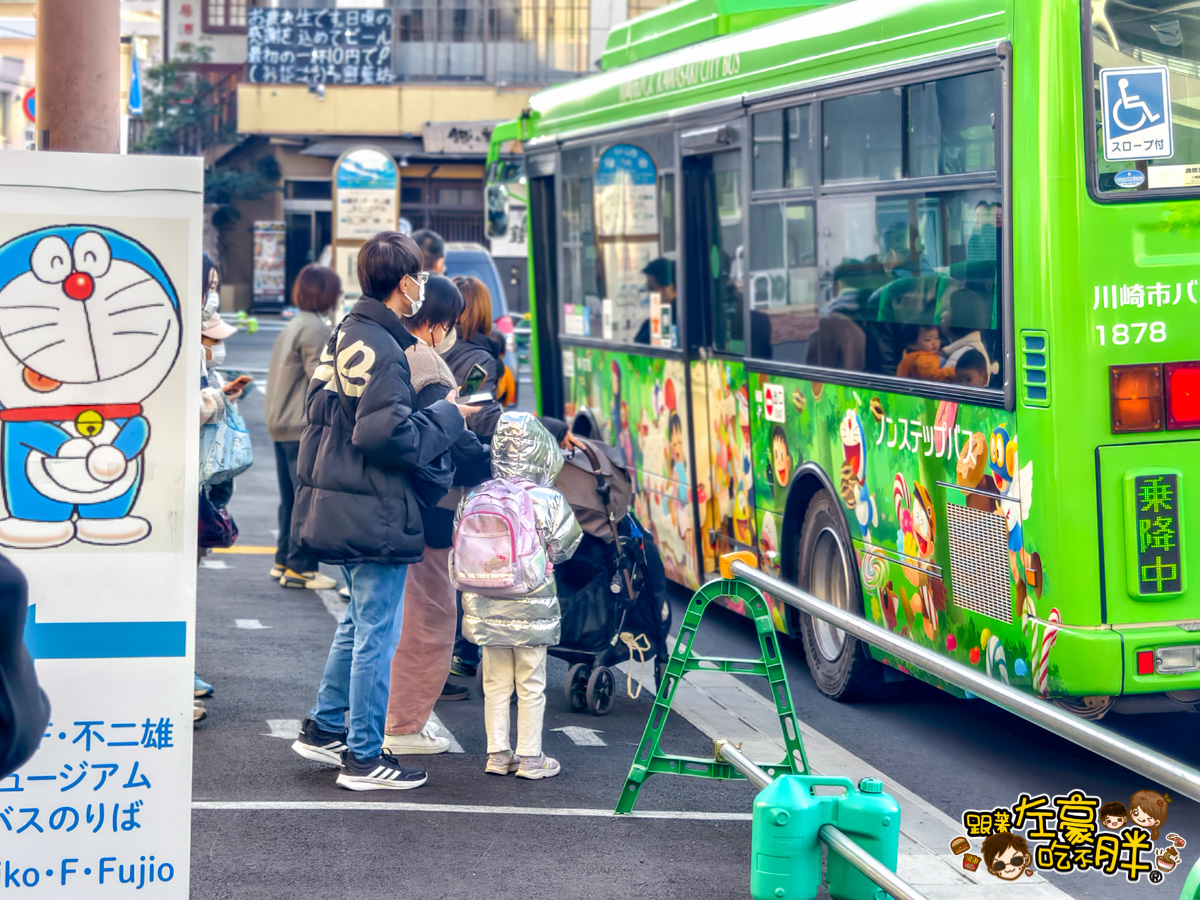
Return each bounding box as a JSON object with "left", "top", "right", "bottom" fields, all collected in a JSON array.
[{"left": 494, "top": 0, "right": 1200, "bottom": 708}]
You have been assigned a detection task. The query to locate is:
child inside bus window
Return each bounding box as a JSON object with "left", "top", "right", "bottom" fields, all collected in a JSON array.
[
  {"left": 942, "top": 288, "right": 999, "bottom": 383},
  {"left": 951, "top": 349, "right": 989, "bottom": 388},
  {"left": 896, "top": 324, "right": 955, "bottom": 382}
]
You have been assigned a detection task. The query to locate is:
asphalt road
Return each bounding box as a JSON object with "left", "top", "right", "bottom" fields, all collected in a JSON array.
[{"left": 196, "top": 320, "right": 1199, "bottom": 900}]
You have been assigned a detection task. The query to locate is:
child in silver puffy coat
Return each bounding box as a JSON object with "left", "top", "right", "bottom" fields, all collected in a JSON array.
[{"left": 456, "top": 412, "right": 582, "bottom": 779}]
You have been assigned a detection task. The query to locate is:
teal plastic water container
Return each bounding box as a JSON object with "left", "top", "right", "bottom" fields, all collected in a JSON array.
[
  {"left": 751, "top": 774, "right": 828, "bottom": 900},
  {"left": 824, "top": 777, "right": 901, "bottom": 900},
  {"left": 750, "top": 775, "right": 900, "bottom": 900}
]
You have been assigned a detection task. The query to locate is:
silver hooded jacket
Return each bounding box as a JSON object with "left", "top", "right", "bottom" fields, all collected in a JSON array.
[{"left": 457, "top": 413, "right": 582, "bottom": 648}]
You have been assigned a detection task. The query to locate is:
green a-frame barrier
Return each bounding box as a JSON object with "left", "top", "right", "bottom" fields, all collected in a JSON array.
[{"left": 616, "top": 554, "right": 808, "bottom": 815}]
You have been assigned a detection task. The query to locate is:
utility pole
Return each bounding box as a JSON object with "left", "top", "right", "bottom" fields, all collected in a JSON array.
[{"left": 35, "top": 0, "right": 121, "bottom": 153}]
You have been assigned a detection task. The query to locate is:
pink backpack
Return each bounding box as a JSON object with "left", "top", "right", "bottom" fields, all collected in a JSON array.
[{"left": 451, "top": 478, "right": 548, "bottom": 595}]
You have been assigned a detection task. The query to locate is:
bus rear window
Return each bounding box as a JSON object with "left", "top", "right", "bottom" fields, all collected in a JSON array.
[{"left": 1088, "top": 1, "right": 1200, "bottom": 195}]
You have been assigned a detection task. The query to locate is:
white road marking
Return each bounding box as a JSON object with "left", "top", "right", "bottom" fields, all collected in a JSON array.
[
  {"left": 199, "top": 558, "right": 230, "bottom": 569},
  {"left": 316, "top": 588, "right": 345, "bottom": 620},
  {"left": 192, "top": 800, "right": 749, "bottom": 821},
  {"left": 263, "top": 719, "right": 302, "bottom": 739},
  {"left": 235, "top": 618, "right": 271, "bottom": 629},
  {"left": 612, "top": 639, "right": 1072, "bottom": 899},
  {"left": 551, "top": 726, "right": 606, "bottom": 747},
  {"left": 428, "top": 711, "right": 464, "bottom": 753}
]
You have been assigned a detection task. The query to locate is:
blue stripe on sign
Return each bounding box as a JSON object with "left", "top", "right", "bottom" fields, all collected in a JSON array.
[{"left": 24, "top": 605, "right": 187, "bottom": 660}]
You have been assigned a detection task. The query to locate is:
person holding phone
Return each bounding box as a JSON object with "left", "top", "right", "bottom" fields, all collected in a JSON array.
[
  {"left": 382, "top": 275, "right": 493, "bottom": 753},
  {"left": 291, "top": 234, "right": 475, "bottom": 791},
  {"left": 444, "top": 276, "right": 504, "bottom": 441}
]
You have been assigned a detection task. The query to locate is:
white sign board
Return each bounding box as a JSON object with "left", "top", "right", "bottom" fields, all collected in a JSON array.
[
  {"left": 1101, "top": 66, "right": 1173, "bottom": 161},
  {"left": 763, "top": 383, "right": 786, "bottom": 423},
  {"left": 489, "top": 203, "right": 527, "bottom": 258},
  {"left": 1, "top": 151, "right": 202, "bottom": 897}
]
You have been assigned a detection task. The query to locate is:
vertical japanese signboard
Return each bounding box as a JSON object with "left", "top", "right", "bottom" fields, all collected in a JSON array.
[
  {"left": 2, "top": 152, "right": 201, "bottom": 896},
  {"left": 332, "top": 145, "right": 399, "bottom": 307},
  {"left": 252, "top": 220, "right": 286, "bottom": 306},
  {"left": 1126, "top": 471, "right": 1184, "bottom": 598}
]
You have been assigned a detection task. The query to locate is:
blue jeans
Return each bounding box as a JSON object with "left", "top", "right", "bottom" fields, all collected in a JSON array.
[{"left": 310, "top": 562, "right": 408, "bottom": 760}]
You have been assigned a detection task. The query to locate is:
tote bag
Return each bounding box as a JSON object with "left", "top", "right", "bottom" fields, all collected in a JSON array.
[{"left": 200, "top": 400, "right": 253, "bottom": 487}]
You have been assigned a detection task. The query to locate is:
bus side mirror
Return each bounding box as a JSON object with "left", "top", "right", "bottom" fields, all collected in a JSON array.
[{"left": 486, "top": 184, "right": 509, "bottom": 239}]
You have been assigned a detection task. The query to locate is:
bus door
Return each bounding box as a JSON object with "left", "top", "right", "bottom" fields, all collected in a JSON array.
[{"left": 681, "top": 133, "right": 756, "bottom": 583}]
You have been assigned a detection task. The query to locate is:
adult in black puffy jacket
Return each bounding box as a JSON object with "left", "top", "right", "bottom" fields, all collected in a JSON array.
[
  {"left": 290, "top": 232, "right": 476, "bottom": 793},
  {"left": 444, "top": 275, "right": 505, "bottom": 441},
  {"left": 0, "top": 554, "right": 50, "bottom": 779}
]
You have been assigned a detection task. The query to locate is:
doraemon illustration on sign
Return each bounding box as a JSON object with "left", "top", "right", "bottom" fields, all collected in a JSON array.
[{"left": 0, "top": 225, "right": 181, "bottom": 548}]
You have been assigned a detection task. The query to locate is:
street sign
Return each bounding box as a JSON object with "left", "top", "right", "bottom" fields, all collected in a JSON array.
[
  {"left": 22, "top": 87, "right": 35, "bottom": 123},
  {"left": 0, "top": 151, "right": 203, "bottom": 898},
  {"left": 1100, "top": 66, "right": 1173, "bottom": 161},
  {"left": 332, "top": 144, "right": 400, "bottom": 307}
]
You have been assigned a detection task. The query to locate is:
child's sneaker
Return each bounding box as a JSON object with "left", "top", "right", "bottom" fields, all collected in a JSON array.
[
  {"left": 485, "top": 750, "right": 519, "bottom": 775},
  {"left": 515, "top": 753, "right": 561, "bottom": 780}
]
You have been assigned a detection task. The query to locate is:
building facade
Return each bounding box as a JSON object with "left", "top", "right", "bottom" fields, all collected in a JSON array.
[{"left": 162, "top": 0, "right": 667, "bottom": 311}]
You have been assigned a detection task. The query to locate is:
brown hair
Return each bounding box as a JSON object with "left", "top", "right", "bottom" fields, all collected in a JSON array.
[
  {"left": 1130, "top": 790, "right": 1171, "bottom": 839},
  {"left": 292, "top": 264, "right": 342, "bottom": 314},
  {"left": 1100, "top": 801, "right": 1127, "bottom": 821},
  {"left": 981, "top": 832, "right": 1029, "bottom": 875},
  {"left": 454, "top": 275, "right": 493, "bottom": 341}
]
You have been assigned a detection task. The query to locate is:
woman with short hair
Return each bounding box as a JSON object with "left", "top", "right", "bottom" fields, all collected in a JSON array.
[{"left": 265, "top": 264, "right": 341, "bottom": 590}]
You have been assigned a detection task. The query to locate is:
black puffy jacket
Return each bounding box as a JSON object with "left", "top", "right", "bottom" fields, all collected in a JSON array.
[
  {"left": 442, "top": 331, "right": 504, "bottom": 440},
  {"left": 292, "top": 297, "right": 465, "bottom": 564},
  {"left": 0, "top": 555, "right": 49, "bottom": 779}
]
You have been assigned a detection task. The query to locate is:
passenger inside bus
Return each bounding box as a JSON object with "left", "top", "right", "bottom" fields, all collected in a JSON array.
[
  {"left": 635, "top": 258, "right": 676, "bottom": 346},
  {"left": 897, "top": 324, "right": 956, "bottom": 382},
  {"left": 951, "top": 348, "right": 989, "bottom": 388}
]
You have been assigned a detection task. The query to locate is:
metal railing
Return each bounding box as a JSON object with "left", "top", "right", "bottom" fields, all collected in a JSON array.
[
  {"left": 714, "top": 739, "right": 929, "bottom": 900},
  {"left": 728, "top": 561, "right": 1200, "bottom": 804}
]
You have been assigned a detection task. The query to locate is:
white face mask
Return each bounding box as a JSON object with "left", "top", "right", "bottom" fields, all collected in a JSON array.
[
  {"left": 206, "top": 342, "right": 226, "bottom": 368},
  {"left": 204, "top": 290, "right": 220, "bottom": 316},
  {"left": 401, "top": 276, "right": 425, "bottom": 318},
  {"left": 434, "top": 325, "right": 457, "bottom": 354}
]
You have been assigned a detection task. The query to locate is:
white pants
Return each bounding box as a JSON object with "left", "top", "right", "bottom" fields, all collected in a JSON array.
[{"left": 481, "top": 645, "right": 548, "bottom": 757}]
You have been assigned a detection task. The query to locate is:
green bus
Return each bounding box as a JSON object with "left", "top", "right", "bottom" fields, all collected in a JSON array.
[{"left": 486, "top": 0, "right": 1200, "bottom": 716}]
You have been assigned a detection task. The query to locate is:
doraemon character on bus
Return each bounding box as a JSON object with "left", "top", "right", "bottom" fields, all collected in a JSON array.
[{"left": 0, "top": 226, "right": 182, "bottom": 548}]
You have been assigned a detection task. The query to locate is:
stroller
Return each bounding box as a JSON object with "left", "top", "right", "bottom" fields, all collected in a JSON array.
[{"left": 551, "top": 428, "right": 671, "bottom": 716}]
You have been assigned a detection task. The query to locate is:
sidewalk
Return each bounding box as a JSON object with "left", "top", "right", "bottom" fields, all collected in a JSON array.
[{"left": 614, "top": 641, "right": 1073, "bottom": 899}]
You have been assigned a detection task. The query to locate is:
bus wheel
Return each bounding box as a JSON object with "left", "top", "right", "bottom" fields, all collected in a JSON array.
[{"left": 797, "top": 492, "right": 881, "bottom": 701}]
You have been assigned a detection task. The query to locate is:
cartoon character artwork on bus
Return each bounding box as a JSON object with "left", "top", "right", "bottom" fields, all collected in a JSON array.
[
  {"left": 0, "top": 226, "right": 182, "bottom": 549},
  {"left": 893, "top": 476, "right": 945, "bottom": 642},
  {"left": 989, "top": 427, "right": 1042, "bottom": 602},
  {"left": 838, "top": 408, "right": 878, "bottom": 538}
]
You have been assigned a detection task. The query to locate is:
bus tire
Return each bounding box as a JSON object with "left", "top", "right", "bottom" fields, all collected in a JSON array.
[{"left": 796, "top": 492, "right": 882, "bottom": 701}]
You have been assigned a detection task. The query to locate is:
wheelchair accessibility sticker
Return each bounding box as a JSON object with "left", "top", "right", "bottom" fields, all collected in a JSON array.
[{"left": 1101, "top": 66, "right": 1173, "bottom": 161}]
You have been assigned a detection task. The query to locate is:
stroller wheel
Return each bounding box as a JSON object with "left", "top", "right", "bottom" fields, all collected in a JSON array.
[
  {"left": 565, "top": 663, "right": 590, "bottom": 712},
  {"left": 586, "top": 666, "right": 616, "bottom": 716}
]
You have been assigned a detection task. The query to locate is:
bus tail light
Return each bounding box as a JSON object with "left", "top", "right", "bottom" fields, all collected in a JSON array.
[
  {"left": 1165, "top": 362, "right": 1200, "bottom": 430},
  {"left": 1137, "top": 650, "right": 1155, "bottom": 675},
  {"left": 1155, "top": 646, "right": 1200, "bottom": 674},
  {"left": 1109, "top": 364, "right": 1163, "bottom": 433}
]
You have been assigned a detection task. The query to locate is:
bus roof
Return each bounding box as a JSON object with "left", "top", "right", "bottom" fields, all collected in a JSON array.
[
  {"left": 522, "top": 0, "right": 1011, "bottom": 143},
  {"left": 600, "top": 0, "right": 837, "bottom": 70}
]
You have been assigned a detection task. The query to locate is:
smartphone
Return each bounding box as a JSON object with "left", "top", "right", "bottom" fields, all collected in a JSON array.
[{"left": 459, "top": 363, "right": 488, "bottom": 395}]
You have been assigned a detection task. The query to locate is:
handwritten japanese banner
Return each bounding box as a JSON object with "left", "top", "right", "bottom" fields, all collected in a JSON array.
[{"left": 247, "top": 8, "right": 394, "bottom": 86}]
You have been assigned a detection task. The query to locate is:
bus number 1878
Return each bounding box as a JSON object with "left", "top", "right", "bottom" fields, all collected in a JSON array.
[{"left": 1095, "top": 322, "right": 1167, "bottom": 346}]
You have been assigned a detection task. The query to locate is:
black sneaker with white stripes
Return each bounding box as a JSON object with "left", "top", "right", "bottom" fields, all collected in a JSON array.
[
  {"left": 336, "top": 751, "right": 428, "bottom": 792},
  {"left": 291, "top": 717, "right": 348, "bottom": 767}
]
